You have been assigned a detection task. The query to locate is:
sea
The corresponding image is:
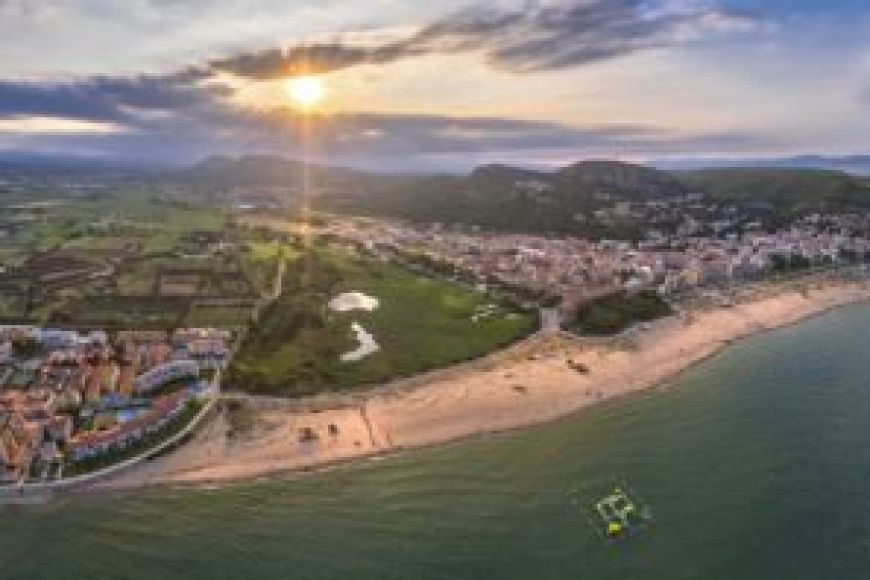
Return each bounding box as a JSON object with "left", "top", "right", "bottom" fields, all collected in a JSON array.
[{"left": 4, "top": 303, "right": 870, "bottom": 579}]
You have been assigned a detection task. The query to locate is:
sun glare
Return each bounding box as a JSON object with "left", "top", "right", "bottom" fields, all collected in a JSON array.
[{"left": 286, "top": 76, "right": 326, "bottom": 108}]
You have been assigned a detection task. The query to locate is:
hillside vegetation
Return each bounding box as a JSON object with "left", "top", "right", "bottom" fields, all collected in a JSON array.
[
  {"left": 674, "top": 168, "right": 870, "bottom": 211},
  {"left": 175, "top": 156, "right": 870, "bottom": 236},
  {"left": 322, "top": 160, "right": 690, "bottom": 237},
  {"left": 565, "top": 290, "right": 673, "bottom": 336}
]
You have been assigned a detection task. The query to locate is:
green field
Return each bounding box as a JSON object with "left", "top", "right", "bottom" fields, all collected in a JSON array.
[
  {"left": 0, "top": 247, "right": 28, "bottom": 267},
  {"left": 50, "top": 296, "right": 191, "bottom": 329},
  {"left": 62, "top": 236, "right": 133, "bottom": 252},
  {"left": 0, "top": 294, "right": 28, "bottom": 319},
  {"left": 5, "top": 196, "right": 226, "bottom": 255},
  {"left": 227, "top": 247, "right": 537, "bottom": 396},
  {"left": 184, "top": 302, "right": 255, "bottom": 328},
  {"left": 239, "top": 241, "right": 290, "bottom": 296},
  {"left": 116, "top": 260, "right": 155, "bottom": 294}
]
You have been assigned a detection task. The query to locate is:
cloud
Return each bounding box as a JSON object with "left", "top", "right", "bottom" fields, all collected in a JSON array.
[
  {"left": 0, "top": 70, "right": 227, "bottom": 124},
  {"left": 0, "top": 0, "right": 41, "bottom": 15},
  {"left": 0, "top": 93, "right": 772, "bottom": 169},
  {"left": 209, "top": 45, "right": 372, "bottom": 79},
  {"left": 0, "top": 0, "right": 766, "bottom": 167},
  {"left": 303, "top": 113, "right": 662, "bottom": 154},
  {"left": 209, "top": 0, "right": 758, "bottom": 78}
]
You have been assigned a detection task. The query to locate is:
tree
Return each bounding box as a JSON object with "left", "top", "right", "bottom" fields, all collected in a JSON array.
[{"left": 11, "top": 336, "right": 41, "bottom": 358}]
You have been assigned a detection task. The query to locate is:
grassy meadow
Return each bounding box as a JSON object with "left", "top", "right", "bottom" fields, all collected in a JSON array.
[{"left": 227, "top": 246, "right": 537, "bottom": 396}]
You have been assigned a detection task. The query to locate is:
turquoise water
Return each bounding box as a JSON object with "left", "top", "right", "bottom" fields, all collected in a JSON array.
[{"left": 4, "top": 305, "right": 870, "bottom": 579}]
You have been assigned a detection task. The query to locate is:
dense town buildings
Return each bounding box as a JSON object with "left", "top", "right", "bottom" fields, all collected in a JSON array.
[
  {"left": 0, "top": 326, "right": 229, "bottom": 485},
  {"left": 322, "top": 211, "right": 870, "bottom": 311}
]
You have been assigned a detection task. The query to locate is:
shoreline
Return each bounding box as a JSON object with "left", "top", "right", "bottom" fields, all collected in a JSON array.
[{"left": 97, "top": 275, "right": 870, "bottom": 492}]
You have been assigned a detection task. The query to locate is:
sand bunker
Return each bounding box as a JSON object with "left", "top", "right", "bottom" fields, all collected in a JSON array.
[
  {"left": 341, "top": 322, "right": 380, "bottom": 362},
  {"left": 329, "top": 292, "right": 380, "bottom": 313}
]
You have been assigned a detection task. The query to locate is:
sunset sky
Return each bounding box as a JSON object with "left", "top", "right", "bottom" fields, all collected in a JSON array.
[{"left": 1, "top": 0, "right": 868, "bottom": 170}]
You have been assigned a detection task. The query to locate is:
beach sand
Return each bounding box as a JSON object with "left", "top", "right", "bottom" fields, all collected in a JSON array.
[{"left": 104, "top": 277, "right": 870, "bottom": 489}]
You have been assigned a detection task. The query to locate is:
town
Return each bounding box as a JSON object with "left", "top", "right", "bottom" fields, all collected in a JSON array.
[
  {"left": 318, "top": 205, "right": 870, "bottom": 313},
  {"left": 0, "top": 325, "right": 229, "bottom": 486}
]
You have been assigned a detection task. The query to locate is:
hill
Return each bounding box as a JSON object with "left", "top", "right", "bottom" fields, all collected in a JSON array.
[
  {"left": 556, "top": 160, "right": 688, "bottom": 199},
  {"left": 323, "top": 159, "right": 688, "bottom": 237},
  {"left": 173, "top": 155, "right": 381, "bottom": 191},
  {"left": 163, "top": 156, "right": 870, "bottom": 236},
  {"left": 674, "top": 168, "right": 870, "bottom": 211},
  {"left": 657, "top": 154, "right": 870, "bottom": 176}
]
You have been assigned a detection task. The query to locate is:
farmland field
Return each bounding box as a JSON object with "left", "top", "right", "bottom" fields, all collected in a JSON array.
[
  {"left": 49, "top": 296, "right": 191, "bottom": 329},
  {"left": 184, "top": 302, "right": 255, "bottom": 328}
]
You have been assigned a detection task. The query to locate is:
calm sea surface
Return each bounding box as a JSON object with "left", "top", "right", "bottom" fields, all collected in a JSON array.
[{"left": 4, "top": 304, "right": 870, "bottom": 579}]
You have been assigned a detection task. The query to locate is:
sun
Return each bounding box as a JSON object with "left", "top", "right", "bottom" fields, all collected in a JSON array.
[{"left": 286, "top": 76, "right": 326, "bottom": 109}]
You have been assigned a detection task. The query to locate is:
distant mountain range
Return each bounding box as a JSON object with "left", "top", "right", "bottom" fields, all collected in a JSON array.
[
  {"left": 174, "top": 155, "right": 367, "bottom": 186},
  {"left": 655, "top": 154, "right": 870, "bottom": 176},
  {"left": 4, "top": 151, "right": 870, "bottom": 236},
  {"left": 4, "top": 150, "right": 870, "bottom": 176},
  {"left": 320, "top": 160, "right": 693, "bottom": 236},
  {"left": 0, "top": 150, "right": 158, "bottom": 175},
  {"left": 330, "top": 160, "right": 870, "bottom": 235}
]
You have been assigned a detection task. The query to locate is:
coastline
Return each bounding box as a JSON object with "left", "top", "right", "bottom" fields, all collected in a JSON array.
[{"left": 100, "top": 275, "right": 870, "bottom": 491}]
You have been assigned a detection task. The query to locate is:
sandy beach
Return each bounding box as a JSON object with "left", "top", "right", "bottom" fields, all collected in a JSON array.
[{"left": 104, "top": 275, "right": 870, "bottom": 489}]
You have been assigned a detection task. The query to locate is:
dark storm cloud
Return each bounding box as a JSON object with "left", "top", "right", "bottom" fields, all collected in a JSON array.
[
  {"left": 209, "top": 45, "right": 372, "bottom": 79},
  {"left": 0, "top": 70, "right": 227, "bottom": 123},
  {"left": 210, "top": 0, "right": 757, "bottom": 78},
  {"left": 5, "top": 106, "right": 770, "bottom": 168}
]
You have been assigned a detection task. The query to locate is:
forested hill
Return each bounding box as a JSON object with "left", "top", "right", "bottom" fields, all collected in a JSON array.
[
  {"left": 323, "top": 160, "right": 691, "bottom": 236},
  {"left": 324, "top": 161, "right": 870, "bottom": 234},
  {"left": 556, "top": 160, "right": 689, "bottom": 199},
  {"left": 169, "top": 156, "right": 870, "bottom": 235},
  {"left": 673, "top": 168, "right": 870, "bottom": 211}
]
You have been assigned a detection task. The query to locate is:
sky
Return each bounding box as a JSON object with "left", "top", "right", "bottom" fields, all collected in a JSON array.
[{"left": 0, "top": 0, "right": 869, "bottom": 171}]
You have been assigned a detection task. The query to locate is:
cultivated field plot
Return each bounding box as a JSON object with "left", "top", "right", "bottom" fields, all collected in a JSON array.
[
  {"left": 19, "top": 252, "right": 103, "bottom": 284},
  {"left": 0, "top": 192, "right": 288, "bottom": 332},
  {"left": 62, "top": 236, "right": 136, "bottom": 253},
  {"left": 50, "top": 296, "right": 191, "bottom": 329},
  {"left": 117, "top": 256, "right": 260, "bottom": 298},
  {"left": 0, "top": 247, "right": 28, "bottom": 268},
  {"left": 0, "top": 293, "right": 29, "bottom": 321},
  {"left": 95, "top": 199, "right": 227, "bottom": 254},
  {"left": 228, "top": 246, "right": 536, "bottom": 397},
  {"left": 116, "top": 258, "right": 162, "bottom": 294},
  {"left": 184, "top": 301, "right": 256, "bottom": 328},
  {"left": 239, "top": 241, "right": 288, "bottom": 293}
]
